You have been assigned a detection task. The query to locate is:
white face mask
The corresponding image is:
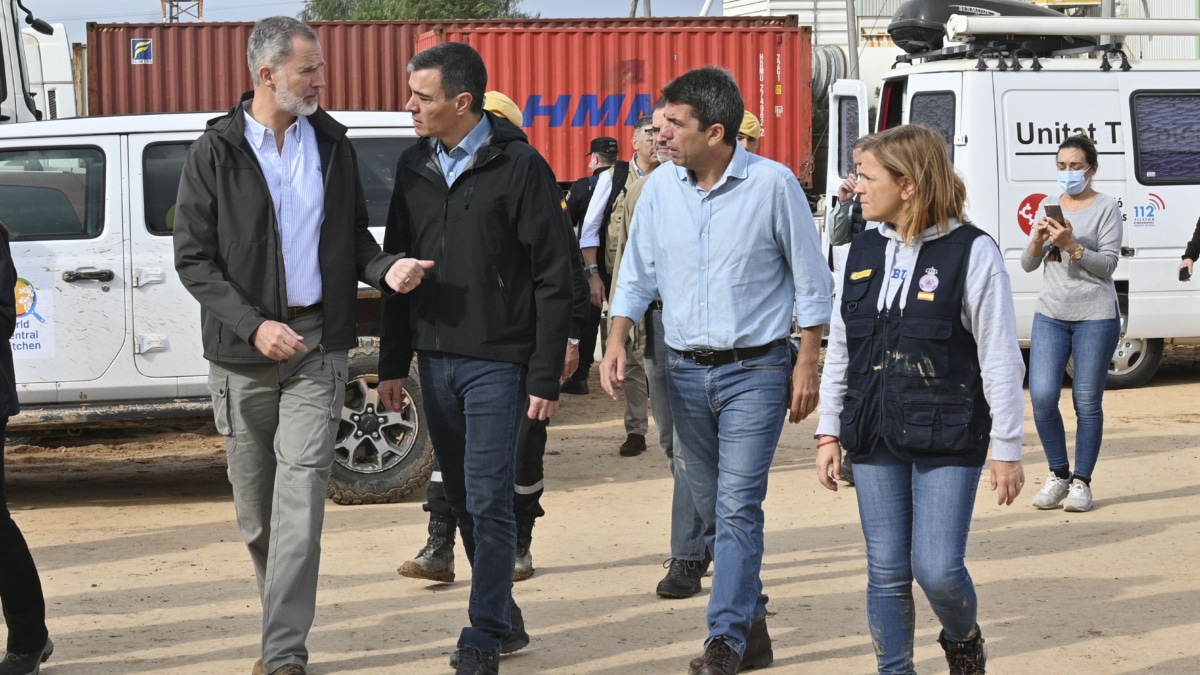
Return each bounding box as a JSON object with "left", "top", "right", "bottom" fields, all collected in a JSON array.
[{"left": 1057, "top": 168, "right": 1091, "bottom": 195}]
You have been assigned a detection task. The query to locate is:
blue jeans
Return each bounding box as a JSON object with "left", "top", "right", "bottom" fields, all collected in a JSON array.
[
  {"left": 1028, "top": 313, "right": 1121, "bottom": 479},
  {"left": 644, "top": 308, "right": 706, "bottom": 560},
  {"left": 853, "top": 453, "right": 983, "bottom": 675},
  {"left": 418, "top": 354, "right": 526, "bottom": 653},
  {"left": 666, "top": 343, "right": 791, "bottom": 656}
]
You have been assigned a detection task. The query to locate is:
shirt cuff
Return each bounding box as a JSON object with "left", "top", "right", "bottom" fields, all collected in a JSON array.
[
  {"left": 815, "top": 415, "right": 841, "bottom": 438},
  {"left": 990, "top": 439, "right": 1024, "bottom": 462}
]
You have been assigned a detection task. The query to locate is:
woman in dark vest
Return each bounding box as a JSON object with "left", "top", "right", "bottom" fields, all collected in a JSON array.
[{"left": 814, "top": 125, "right": 1026, "bottom": 675}]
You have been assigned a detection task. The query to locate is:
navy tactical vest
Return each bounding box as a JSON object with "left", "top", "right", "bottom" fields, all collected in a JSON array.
[{"left": 838, "top": 225, "right": 993, "bottom": 467}]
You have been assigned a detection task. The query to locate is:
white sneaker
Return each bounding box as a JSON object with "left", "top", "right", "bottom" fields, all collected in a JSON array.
[
  {"left": 1031, "top": 473, "right": 1070, "bottom": 509},
  {"left": 1063, "top": 479, "right": 1094, "bottom": 512}
]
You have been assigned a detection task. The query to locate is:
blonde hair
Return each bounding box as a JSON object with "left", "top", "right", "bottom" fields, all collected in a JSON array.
[{"left": 859, "top": 125, "right": 967, "bottom": 244}]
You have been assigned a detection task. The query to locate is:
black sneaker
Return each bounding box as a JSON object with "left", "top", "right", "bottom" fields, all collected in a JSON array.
[
  {"left": 656, "top": 557, "right": 704, "bottom": 598},
  {"left": 449, "top": 601, "right": 528, "bottom": 667},
  {"left": 452, "top": 648, "right": 499, "bottom": 675},
  {"left": 619, "top": 433, "right": 647, "bottom": 457},
  {"left": 0, "top": 637, "right": 54, "bottom": 675}
]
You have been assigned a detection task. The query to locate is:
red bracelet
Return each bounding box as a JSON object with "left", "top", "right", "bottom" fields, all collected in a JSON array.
[{"left": 817, "top": 439, "right": 839, "bottom": 449}]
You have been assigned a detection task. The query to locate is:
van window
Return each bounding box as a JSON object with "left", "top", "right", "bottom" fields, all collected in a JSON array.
[
  {"left": 141, "top": 137, "right": 418, "bottom": 236},
  {"left": 1131, "top": 92, "right": 1200, "bottom": 184},
  {"left": 838, "top": 97, "right": 861, "bottom": 178},
  {"left": 144, "top": 143, "right": 191, "bottom": 235},
  {"left": 910, "top": 92, "right": 956, "bottom": 161},
  {"left": 0, "top": 147, "right": 105, "bottom": 239},
  {"left": 879, "top": 79, "right": 906, "bottom": 131}
]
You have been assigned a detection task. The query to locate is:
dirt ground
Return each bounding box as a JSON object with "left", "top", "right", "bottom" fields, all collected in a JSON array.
[{"left": 5, "top": 346, "right": 1200, "bottom": 674}]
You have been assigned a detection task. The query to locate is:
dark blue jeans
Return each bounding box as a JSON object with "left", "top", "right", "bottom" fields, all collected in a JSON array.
[
  {"left": 1028, "top": 313, "right": 1122, "bottom": 479},
  {"left": 418, "top": 354, "right": 526, "bottom": 653},
  {"left": 665, "top": 343, "right": 791, "bottom": 657},
  {"left": 1, "top": 420, "right": 49, "bottom": 655}
]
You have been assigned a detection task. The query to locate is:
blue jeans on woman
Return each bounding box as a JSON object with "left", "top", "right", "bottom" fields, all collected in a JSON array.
[
  {"left": 417, "top": 354, "right": 526, "bottom": 654},
  {"left": 853, "top": 452, "right": 983, "bottom": 675},
  {"left": 665, "top": 342, "right": 791, "bottom": 656},
  {"left": 1028, "top": 313, "right": 1122, "bottom": 479}
]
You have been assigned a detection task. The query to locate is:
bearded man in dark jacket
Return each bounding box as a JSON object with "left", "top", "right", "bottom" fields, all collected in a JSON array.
[{"left": 378, "top": 42, "right": 574, "bottom": 675}]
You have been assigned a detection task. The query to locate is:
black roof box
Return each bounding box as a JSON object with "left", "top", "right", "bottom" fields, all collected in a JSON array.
[{"left": 889, "top": 0, "right": 1098, "bottom": 55}]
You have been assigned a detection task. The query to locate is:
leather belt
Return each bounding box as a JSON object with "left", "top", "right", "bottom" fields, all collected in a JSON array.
[
  {"left": 286, "top": 302, "right": 323, "bottom": 320},
  {"left": 679, "top": 338, "right": 788, "bottom": 366},
  {"left": 649, "top": 299, "right": 664, "bottom": 312}
]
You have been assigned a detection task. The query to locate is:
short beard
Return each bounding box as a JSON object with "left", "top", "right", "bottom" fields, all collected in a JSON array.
[{"left": 277, "top": 87, "right": 318, "bottom": 117}]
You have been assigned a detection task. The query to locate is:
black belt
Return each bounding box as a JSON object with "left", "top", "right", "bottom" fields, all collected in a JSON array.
[
  {"left": 679, "top": 338, "right": 788, "bottom": 366},
  {"left": 649, "top": 299, "right": 663, "bottom": 312},
  {"left": 286, "top": 302, "right": 323, "bottom": 320}
]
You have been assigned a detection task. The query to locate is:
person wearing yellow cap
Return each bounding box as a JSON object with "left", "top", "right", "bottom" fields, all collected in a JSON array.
[
  {"left": 482, "top": 90, "right": 523, "bottom": 127},
  {"left": 738, "top": 110, "right": 762, "bottom": 154}
]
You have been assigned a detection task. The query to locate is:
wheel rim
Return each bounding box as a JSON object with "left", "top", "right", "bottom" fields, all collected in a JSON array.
[
  {"left": 1110, "top": 336, "right": 1148, "bottom": 375},
  {"left": 334, "top": 373, "right": 419, "bottom": 475}
]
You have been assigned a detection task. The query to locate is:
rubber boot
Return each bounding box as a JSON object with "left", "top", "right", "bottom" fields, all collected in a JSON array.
[
  {"left": 398, "top": 511, "right": 456, "bottom": 583},
  {"left": 513, "top": 517, "right": 535, "bottom": 582}
]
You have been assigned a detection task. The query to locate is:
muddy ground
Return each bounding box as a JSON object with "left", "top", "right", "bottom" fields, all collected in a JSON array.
[{"left": 5, "top": 346, "right": 1200, "bottom": 674}]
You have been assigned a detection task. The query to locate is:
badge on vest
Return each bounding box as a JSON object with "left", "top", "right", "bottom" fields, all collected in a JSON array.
[
  {"left": 850, "top": 268, "right": 874, "bottom": 281},
  {"left": 917, "top": 266, "right": 939, "bottom": 301}
]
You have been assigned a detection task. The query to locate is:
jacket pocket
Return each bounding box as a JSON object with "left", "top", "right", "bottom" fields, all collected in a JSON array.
[
  {"left": 844, "top": 319, "right": 875, "bottom": 374},
  {"left": 207, "top": 372, "right": 233, "bottom": 437},
  {"left": 893, "top": 318, "right": 952, "bottom": 378},
  {"left": 895, "top": 399, "right": 972, "bottom": 453},
  {"left": 838, "top": 390, "right": 865, "bottom": 451}
]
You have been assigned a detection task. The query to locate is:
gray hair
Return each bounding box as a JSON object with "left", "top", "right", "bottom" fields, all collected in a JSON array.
[
  {"left": 247, "top": 16, "right": 319, "bottom": 85},
  {"left": 661, "top": 67, "right": 743, "bottom": 147},
  {"left": 633, "top": 115, "right": 654, "bottom": 133}
]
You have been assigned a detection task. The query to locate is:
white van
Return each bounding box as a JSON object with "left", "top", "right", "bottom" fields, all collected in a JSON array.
[
  {"left": 825, "top": 8, "right": 1200, "bottom": 388},
  {"left": 0, "top": 110, "right": 433, "bottom": 503}
]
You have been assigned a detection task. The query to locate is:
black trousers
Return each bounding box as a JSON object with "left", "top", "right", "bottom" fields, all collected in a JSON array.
[
  {"left": 0, "top": 419, "right": 48, "bottom": 654},
  {"left": 425, "top": 413, "right": 548, "bottom": 529},
  {"left": 572, "top": 272, "right": 610, "bottom": 378}
]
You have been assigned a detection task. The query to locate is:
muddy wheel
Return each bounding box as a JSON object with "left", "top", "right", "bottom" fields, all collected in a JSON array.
[{"left": 328, "top": 345, "right": 433, "bottom": 505}]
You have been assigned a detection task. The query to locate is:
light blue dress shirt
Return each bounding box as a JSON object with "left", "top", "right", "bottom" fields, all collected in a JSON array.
[
  {"left": 610, "top": 145, "right": 832, "bottom": 351},
  {"left": 242, "top": 103, "right": 325, "bottom": 307},
  {"left": 436, "top": 114, "right": 492, "bottom": 187}
]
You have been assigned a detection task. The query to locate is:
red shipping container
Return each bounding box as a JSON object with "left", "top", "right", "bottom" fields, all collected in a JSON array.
[
  {"left": 421, "top": 26, "right": 815, "bottom": 185},
  {"left": 85, "top": 17, "right": 800, "bottom": 118}
]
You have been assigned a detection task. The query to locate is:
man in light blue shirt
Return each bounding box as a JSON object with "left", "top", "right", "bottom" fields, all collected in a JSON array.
[{"left": 600, "top": 67, "right": 831, "bottom": 675}]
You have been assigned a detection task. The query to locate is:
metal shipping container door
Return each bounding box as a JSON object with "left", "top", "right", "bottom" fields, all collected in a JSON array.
[{"left": 438, "top": 26, "right": 815, "bottom": 184}]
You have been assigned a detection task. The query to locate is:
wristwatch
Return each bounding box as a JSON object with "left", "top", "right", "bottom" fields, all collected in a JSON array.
[
  {"left": 1070, "top": 245, "right": 1085, "bottom": 261},
  {"left": 567, "top": 338, "right": 580, "bottom": 347},
  {"left": 584, "top": 264, "right": 599, "bottom": 277}
]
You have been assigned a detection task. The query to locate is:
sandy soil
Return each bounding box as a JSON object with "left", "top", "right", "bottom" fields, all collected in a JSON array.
[{"left": 5, "top": 346, "right": 1200, "bottom": 674}]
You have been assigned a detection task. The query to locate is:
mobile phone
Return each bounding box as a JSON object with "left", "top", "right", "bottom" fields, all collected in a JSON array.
[
  {"left": 1043, "top": 203, "right": 1065, "bottom": 225},
  {"left": 1182, "top": 267, "right": 1192, "bottom": 282}
]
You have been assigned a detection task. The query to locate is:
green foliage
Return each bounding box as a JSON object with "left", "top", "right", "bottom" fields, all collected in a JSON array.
[{"left": 299, "top": 0, "right": 536, "bottom": 21}]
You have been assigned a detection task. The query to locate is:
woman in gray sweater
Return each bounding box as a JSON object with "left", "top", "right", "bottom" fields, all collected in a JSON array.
[{"left": 1021, "top": 135, "right": 1123, "bottom": 513}]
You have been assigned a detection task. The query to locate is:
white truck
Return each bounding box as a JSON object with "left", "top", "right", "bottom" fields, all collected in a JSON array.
[
  {"left": 0, "top": 0, "right": 432, "bottom": 504},
  {"left": 825, "top": 0, "right": 1200, "bottom": 388}
]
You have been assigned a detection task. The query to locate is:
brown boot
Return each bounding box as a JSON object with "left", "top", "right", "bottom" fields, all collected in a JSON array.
[
  {"left": 689, "top": 638, "right": 741, "bottom": 675},
  {"left": 688, "top": 620, "right": 772, "bottom": 673},
  {"left": 398, "top": 511, "right": 456, "bottom": 583},
  {"left": 938, "top": 626, "right": 987, "bottom": 675}
]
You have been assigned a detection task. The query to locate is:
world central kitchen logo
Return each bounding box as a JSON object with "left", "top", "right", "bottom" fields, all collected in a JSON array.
[{"left": 131, "top": 38, "right": 153, "bottom": 65}]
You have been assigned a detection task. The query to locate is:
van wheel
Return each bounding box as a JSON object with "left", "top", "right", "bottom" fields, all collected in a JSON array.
[{"left": 328, "top": 347, "right": 433, "bottom": 505}]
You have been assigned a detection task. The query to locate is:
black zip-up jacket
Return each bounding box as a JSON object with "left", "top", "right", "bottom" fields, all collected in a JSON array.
[
  {"left": 379, "top": 113, "right": 575, "bottom": 401},
  {"left": 174, "top": 93, "right": 400, "bottom": 364}
]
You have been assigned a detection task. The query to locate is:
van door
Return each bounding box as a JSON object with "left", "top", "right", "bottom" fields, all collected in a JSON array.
[
  {"left": 127, "top": 132, "right": 206, "bottom": 385},
  {"left": 1118, "top": 80, "right": 1200, "bottom": 339},
  {"left": 1, "top": 138, "right": 126, "bottom": 402},
  {"left": 824, "top": 79, "right": 869, "bottom": 288}
]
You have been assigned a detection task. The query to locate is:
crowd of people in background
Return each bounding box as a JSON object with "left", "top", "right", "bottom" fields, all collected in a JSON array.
[{"left": 5, "top": 12, "right": 1200, "bottom": 675}]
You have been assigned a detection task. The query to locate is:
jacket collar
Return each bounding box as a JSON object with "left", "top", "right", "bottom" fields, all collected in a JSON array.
[
  {"left": 406, "top": 110, "right": 528, "bottom": 183},
  {"left": 210, "top": 91, "right": 347, "bottom": 146}
]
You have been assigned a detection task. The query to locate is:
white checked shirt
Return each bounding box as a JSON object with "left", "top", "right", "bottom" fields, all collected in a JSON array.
[{"left": 242, "top": 102, "right": 325, "bottom": 307}]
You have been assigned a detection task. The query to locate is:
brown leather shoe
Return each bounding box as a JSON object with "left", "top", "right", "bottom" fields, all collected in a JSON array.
[
  {"left": 252, "top": 658, "right": 264, "bottom": 675},
  {"left": 619, "top": 432, "right": 646, "bottom": 456},
  {"left": 688, "top": 620, "right": 773, "bottom": 673},
  {"left": 689, "top": 638, "right": 741, "bottom": 675}
]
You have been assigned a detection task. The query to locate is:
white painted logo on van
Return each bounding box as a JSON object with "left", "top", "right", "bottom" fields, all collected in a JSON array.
[
  {"left": 1131, "top": 194, "right": 1165, "bottom": 227},
  {"left": 1018, "top": 193, "right": 1048, "bottom": 236}
]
